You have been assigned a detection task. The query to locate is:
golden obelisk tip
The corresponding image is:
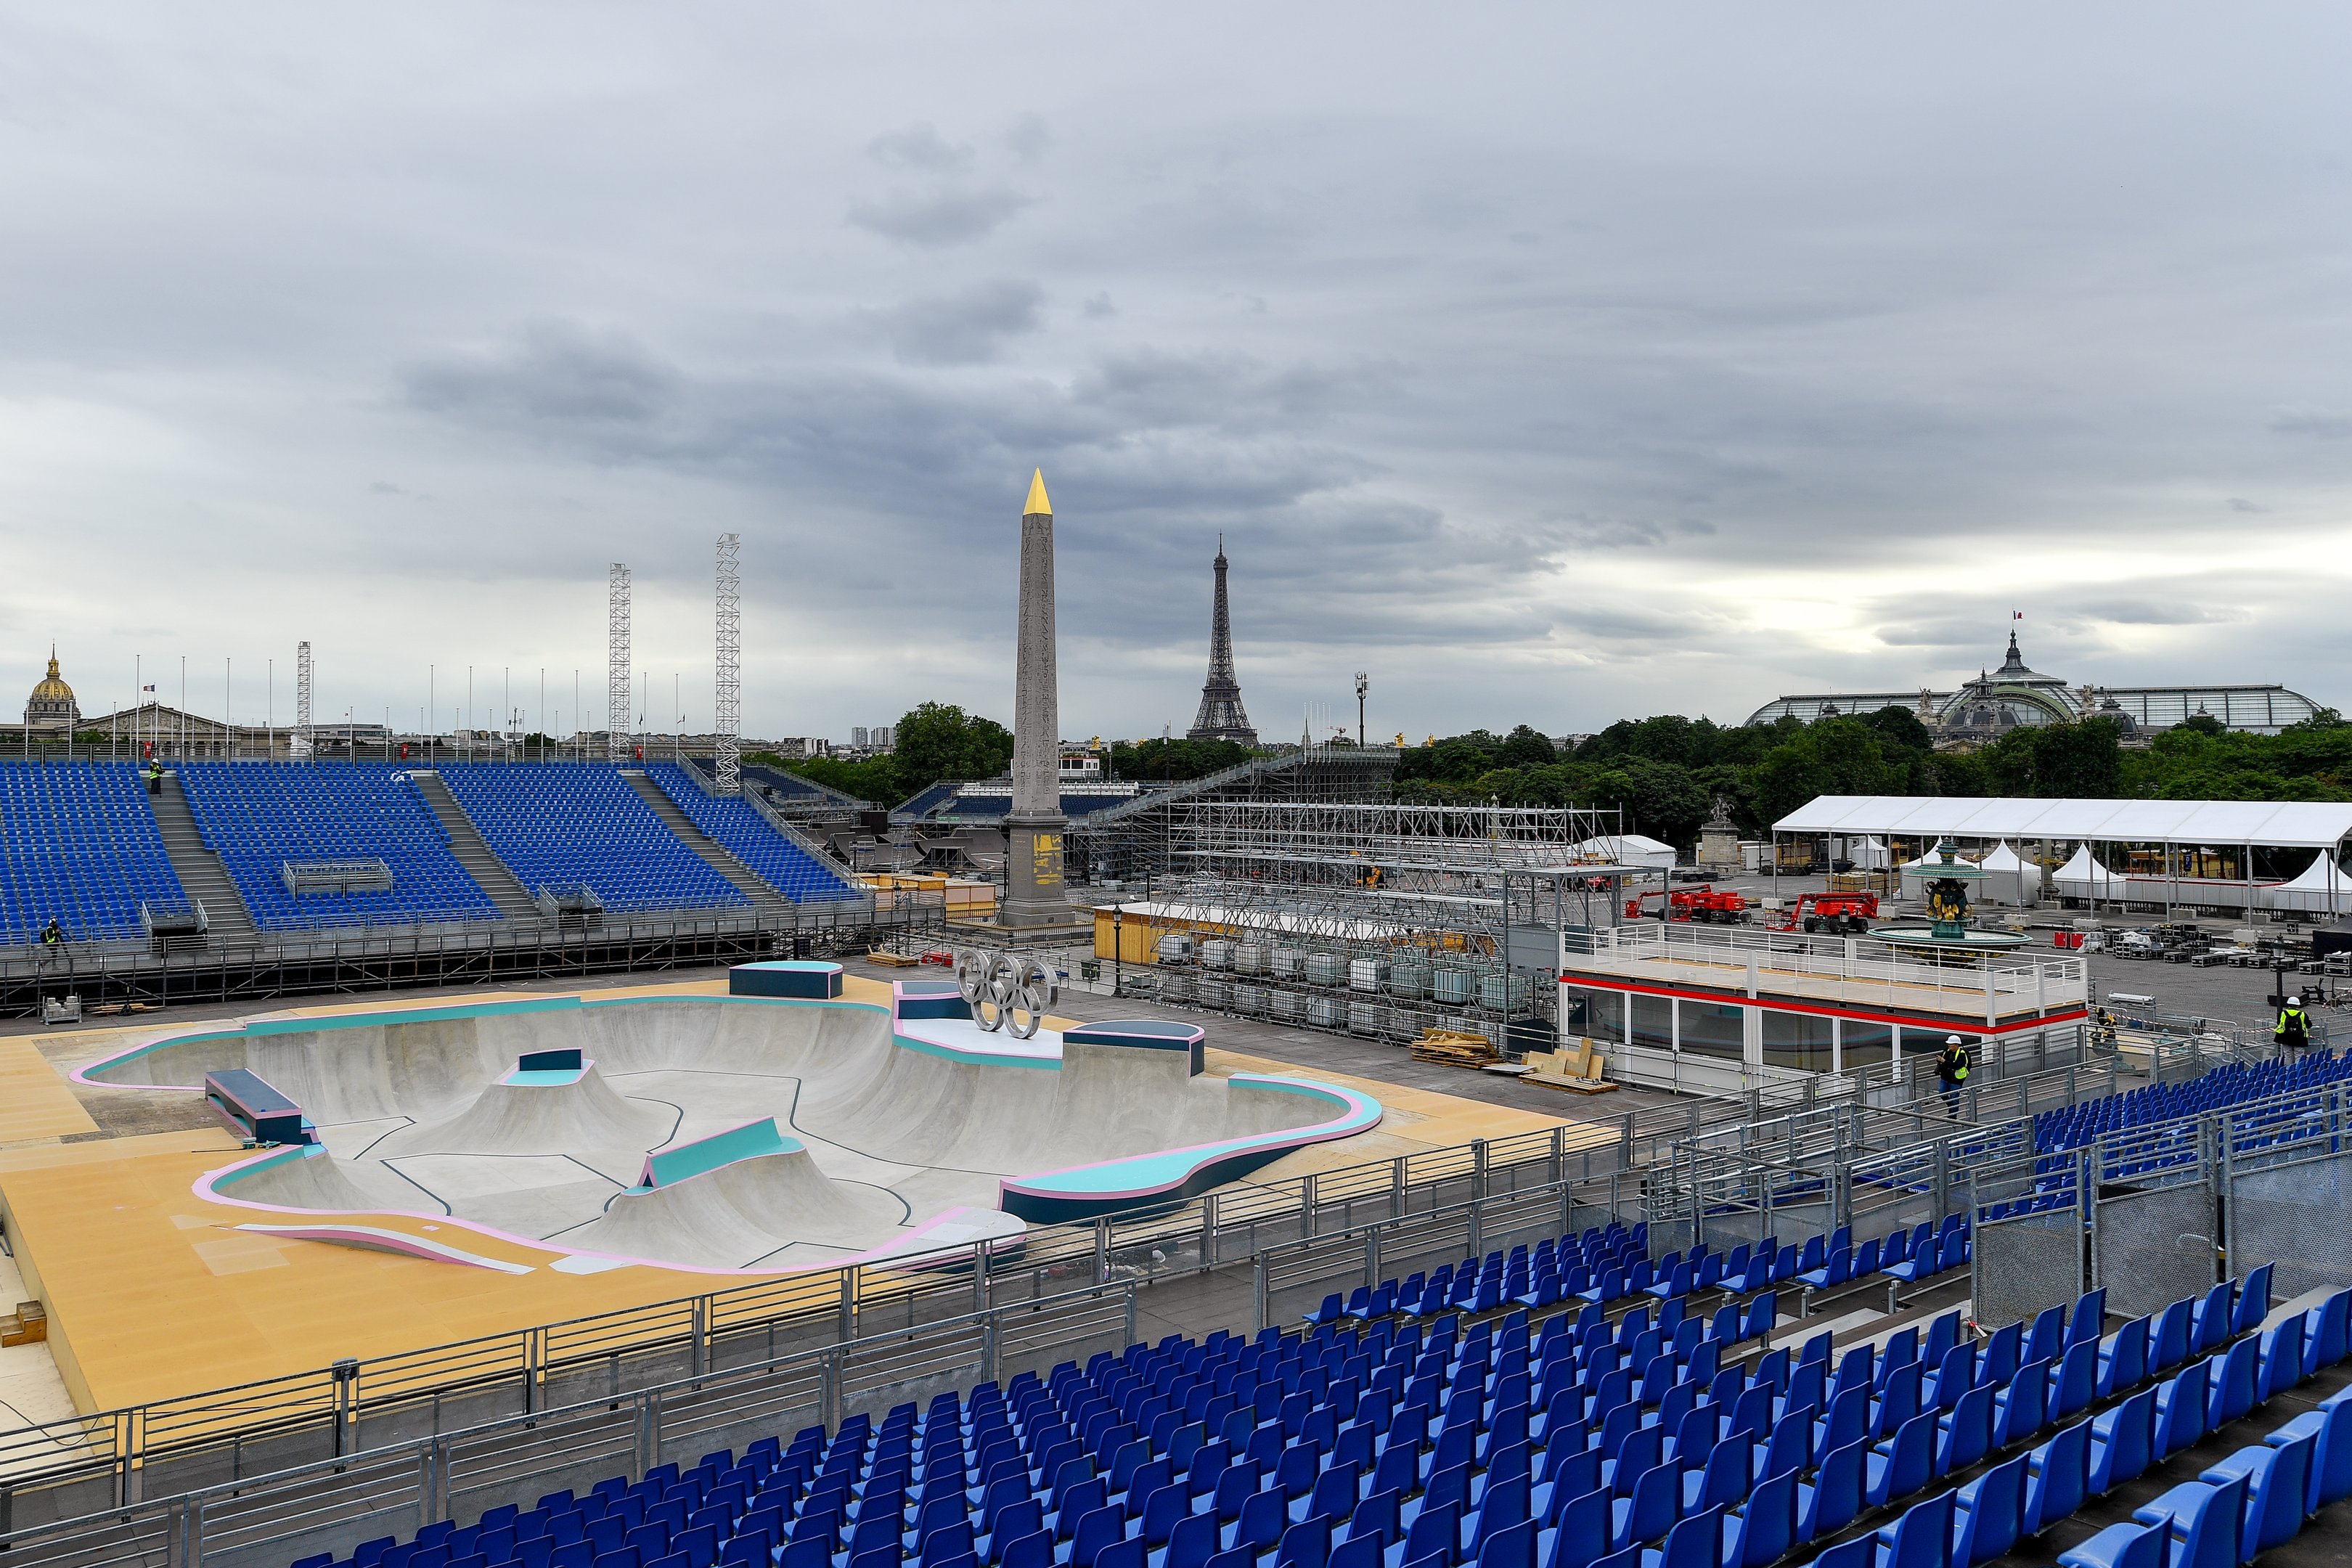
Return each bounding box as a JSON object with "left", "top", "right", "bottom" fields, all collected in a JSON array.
[{"left": 1023, "top": 468, "right": 1053, "bottom": 517}]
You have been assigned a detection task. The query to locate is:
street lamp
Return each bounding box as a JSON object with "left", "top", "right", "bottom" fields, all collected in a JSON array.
[{"left": 1355, "top": 672, "right": 1368, "bottom": 748}]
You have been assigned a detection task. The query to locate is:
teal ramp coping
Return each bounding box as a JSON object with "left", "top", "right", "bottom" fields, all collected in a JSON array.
[
  {"left": 731, "top": 961, "right": 844, "bottom": 1000},
  {"left": 637, "top": 1117, "right": 801, "bottom": 1190},
  {"left": 1062, "top": 1018, "right": 1206, "bottom": 1075}
]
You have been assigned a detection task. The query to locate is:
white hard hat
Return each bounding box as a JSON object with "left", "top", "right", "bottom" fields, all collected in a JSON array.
[
  {"left": 2289, "top": 996, "right": 2303, "bottom": 1007},
  {"left": 1945, "top": 1034, "right": 1963, "bottom": 1045}
]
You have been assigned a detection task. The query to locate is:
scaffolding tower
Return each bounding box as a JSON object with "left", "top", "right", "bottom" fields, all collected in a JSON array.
[
  {"left": 292, "top": 641, "right": 314, "bottom": 760},
  {"left": 607, "top": 563, "right": 631, "bottom": 761},
  {"left": 1098, "top": 796, "right": 1634, "bottom": 1053},
  {"left": 714, "top": 534, "right": 740, "bottom": 791}
]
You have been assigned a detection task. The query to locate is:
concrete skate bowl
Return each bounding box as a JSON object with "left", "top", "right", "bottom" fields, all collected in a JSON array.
[{"left": 77, "top": 991, "right": 1381, "bottom": 1275}]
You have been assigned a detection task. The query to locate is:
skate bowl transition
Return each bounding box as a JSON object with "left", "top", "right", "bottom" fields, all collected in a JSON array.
[{"left": 75, "top": 965, "right": 1382, "bottom": 1276}]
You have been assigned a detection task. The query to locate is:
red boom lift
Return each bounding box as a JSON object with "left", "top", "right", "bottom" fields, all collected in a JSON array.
[
  {"left": 1623, "top": 885, "right": 1750, "bottom": 923},
  {"left": 1771, "top": 891, "right": 1879, "bottom": 934}
]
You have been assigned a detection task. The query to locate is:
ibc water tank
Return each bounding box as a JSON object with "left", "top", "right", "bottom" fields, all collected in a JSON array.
[
  {"left": 1388, "top": 962, "right": 1432, "bottom": 1000},
  {"left": 1199, "top": 939, "right": 1235, "bottom": 971},
  {"left": 1433, "top": 968, "right": 1474, "bottom": 1005},
  {"left": 1349, "top": 957, "right": 1392, "bottom": 993},
  {"left": 1156, "top": 932, "right": 1196, "bottom": 963},
  {"left": 1305, "top": 951, "right": 1347, "bottom": 987}
]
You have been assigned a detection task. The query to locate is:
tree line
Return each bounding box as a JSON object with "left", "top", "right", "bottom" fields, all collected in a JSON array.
[
  {"left": 1395, "top": 709, "right": 2352, "bottom": 846},
  {"left": 769, "top": 699, "right": 2352, "bottom": 846}
]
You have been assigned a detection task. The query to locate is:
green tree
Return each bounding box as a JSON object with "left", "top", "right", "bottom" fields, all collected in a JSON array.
[
  {"left": 891, "top": 701, "right": 1014, "bottom": 795},
  {"left": 1495, "top": 724, "right": 1558, "bottom": 769}
]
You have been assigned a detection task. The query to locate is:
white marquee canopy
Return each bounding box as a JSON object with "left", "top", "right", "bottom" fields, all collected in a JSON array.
[{"left": 1773, "top": 796, "right": 2352, "bottom": 850}]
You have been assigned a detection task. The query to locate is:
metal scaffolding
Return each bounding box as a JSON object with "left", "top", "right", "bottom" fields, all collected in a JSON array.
[
  {"left": 606, "top": 563, "right": 631, "bottom": 761},
  {"left": 1096, "top": 798, "right": 1632, "bottom": 1053},
  {"left": 292, "top": 641, "right": 314, "bottom": 760},
  {"left": 714, "top": 535, "right": 740, "bottom": 791}
]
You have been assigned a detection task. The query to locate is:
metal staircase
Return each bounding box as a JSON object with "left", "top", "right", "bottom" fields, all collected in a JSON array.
[
  {"left": 147, "top": 772, "right": 257, "bottom": 939},
  {"left": 621, "top": 772, "right": 790, "bottom": 916},
  {"left": 406, "top": 771, "right": 542, "bottom": 920}
]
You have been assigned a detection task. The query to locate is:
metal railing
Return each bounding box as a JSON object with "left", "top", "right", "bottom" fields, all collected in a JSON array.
[
  {"left": 1581, "top": 923, "right": 2089, "bottom": 1018},
  {"left": 0, "top": 1283, "right": 1141, "bottom": 1568},
  {"left": 0, "top": 1113, "right": 1641, "bottom": 1516}
]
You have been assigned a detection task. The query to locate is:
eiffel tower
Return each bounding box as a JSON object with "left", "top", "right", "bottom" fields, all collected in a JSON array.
[{"left": 1187, "top": 538, "right": 1257, "bottom": 745}]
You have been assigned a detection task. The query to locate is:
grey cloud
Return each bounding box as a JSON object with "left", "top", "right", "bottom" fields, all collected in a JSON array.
[
  {"left": 402, "top": 322, "right": 675, "bottom": 429},
  {"left": 867, "top": 123, "right": 973, "bottom": 174},
  {"left": 1082, "top": 292, "right": 1116, "bottom": 319},
  {"left": 847, "top": 187, "right": 1032, "bottom": 247},
  {"left": 1548, "top": 515, "right": 1718, "bottom": 550},
  {"left": 2272, "top": 410, "right": 2352, "bottom": 439},
  {"left": 2226, "top": 497, "right": 2266, "bottom": 513},
  {"left": 870, "top": 280, "right": 1046, "bottom": 365},
  {"left": 1005, "top": 114, "right": 1053, "bottom": 163},
  {"left": 2078, "top": 600, "right": 2240, "bottom": 627}
]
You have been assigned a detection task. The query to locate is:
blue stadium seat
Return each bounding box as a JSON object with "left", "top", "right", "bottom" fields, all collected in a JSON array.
[{"left": 0, "top": 761, "right": 187, "bottom": 942}]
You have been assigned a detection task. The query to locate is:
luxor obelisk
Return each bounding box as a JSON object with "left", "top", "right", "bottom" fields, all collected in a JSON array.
[{"left": 1000, "top": 469, "right": 1073, "bottom": 928}]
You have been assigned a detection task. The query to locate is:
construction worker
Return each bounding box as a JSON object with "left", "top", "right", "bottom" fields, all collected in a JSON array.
[
  {"left": 39, "top": 917, "right": 62, "bottom": 946},
  {"left": 1935, "top": 1033, "right": 1971, "bottom": 1114},
  {"left": 2277, "top": 995, "right": 2313, "bottom": 1055},
  {"left": 145, "top": 758, "right": 163, "bottom": 795}
]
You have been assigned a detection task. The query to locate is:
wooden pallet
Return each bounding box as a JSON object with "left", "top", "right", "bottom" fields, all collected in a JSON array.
[
  {"left": 1409, "top": 1029, "right": 1498, "bottom": 1069},
  {"left": 864, "top": 947, "right": 926, "bottom": 968}
]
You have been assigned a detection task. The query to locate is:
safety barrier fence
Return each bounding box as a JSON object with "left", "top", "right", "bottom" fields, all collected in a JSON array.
[
  {"left": 0, "top": 1284, "right": 1143, "bottom": 1568},
  {"left": 0, "top": 1112, "right": 1645, "bottom": 1523},
  {"left": 0, "top": 902, "right": 949, "bottom": 1018},
  {"left": 1971, "top": 1069, "right": 2352, "bottom": 1334}
]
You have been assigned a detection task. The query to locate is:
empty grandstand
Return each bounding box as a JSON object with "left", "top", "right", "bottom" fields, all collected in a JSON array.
[
  {"left": 438, "top": 764, "right": 751, "bottom": 915},
  {"left": 0, "top": 761, "right": 187, "bottom": 943},
  {"left": 176, "top": 762, "right": 502, "bottom": 931},
  {"left": 646, "top": 764, "right": 860, "bottom": 902}
]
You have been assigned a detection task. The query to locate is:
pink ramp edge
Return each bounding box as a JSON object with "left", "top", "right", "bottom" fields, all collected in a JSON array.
[
  {"left": 192, "top": 1147, "right": 1015, "bottom": 1278},
  {"left": 230, "top": 1224, "right": 536, "bottom": 1274},
  {"left": 998, "top": 1074, "right": 1384, "bottom": 1206}
]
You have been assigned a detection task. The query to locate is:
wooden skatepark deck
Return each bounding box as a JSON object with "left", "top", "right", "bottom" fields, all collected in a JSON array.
[{"left": 0, "top": 974, "right": 1580, "bottom": 1416}]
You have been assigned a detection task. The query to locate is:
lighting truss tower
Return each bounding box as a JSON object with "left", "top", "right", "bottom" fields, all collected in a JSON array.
[
  {"left": 293, "top": 640, "right": 314, "bottom": 759},
  {"left": 714, "top": 534, "right": 741, "bottom": 791},
  {"left": 608, "top": 563, "right": 632, "bottom": 760}
]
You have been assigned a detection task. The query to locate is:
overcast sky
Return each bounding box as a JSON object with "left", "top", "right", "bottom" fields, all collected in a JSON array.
[{"left": 3, "top": 6, "right": 2348, "bottom": 744}]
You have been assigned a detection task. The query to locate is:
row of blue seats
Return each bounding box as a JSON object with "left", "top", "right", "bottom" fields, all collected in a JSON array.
[
  {"left": 0, "top": 761, "right": 185, "bottom": 942},
  {"left": 646, "top": 766, "right": 858, "bottom": 905},
  {"left": 178, "top": 763, "right": 502, "bottom": 931},
  {"left": 1310, "top": 1225, "right": 1649, "bottom": 1324},
  {"left": 438, "top": 766, "right": 750, "bottom": 915},
  {"left": 1787, "top": 1283, "right": 2352, "bottom": 1568}
]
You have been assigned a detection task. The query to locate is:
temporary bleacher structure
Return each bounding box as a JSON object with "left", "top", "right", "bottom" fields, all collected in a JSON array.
[
  {"left": 438, "top": 765, "right": 749, "bottom": 915},
  {"left": 176, "top": 763, "right": 502, "bottom": 931},
  {"left": 646, "top": 765, "right": 859, "bottom": 904},
  {"left": 292, "top": 1212, "right": 2348, "bottom": 1568},
  {"left": 0, "top": 761, "right": 187, "bottom": 943}
]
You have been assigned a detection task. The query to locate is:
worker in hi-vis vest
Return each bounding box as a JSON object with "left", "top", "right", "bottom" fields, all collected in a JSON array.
[
  {"left": 2277, "top": 996, "right": 2312, "bottom": 1055},
  {"left": 1936, "top": 1033, "right": 1970, "bottom": 1114}
]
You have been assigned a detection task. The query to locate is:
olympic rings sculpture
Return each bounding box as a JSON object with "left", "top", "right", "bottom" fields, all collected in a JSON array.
[{"left": 951, "top": 947, "right": 1054, "bottom": 1039}]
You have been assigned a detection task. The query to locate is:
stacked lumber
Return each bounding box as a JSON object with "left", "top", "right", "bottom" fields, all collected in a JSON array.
[
  {"left": 1410, "top": 1028, "right": 1498, "bottom": 1068},
  {"left": 1, "top": 1301, "right": 46, "bottom": 1347},
  {"left": 1522, "top": 1036, "right": 1620, "bottom": 1094}
]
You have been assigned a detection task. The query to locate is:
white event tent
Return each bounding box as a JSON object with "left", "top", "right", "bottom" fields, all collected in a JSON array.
[{"left": 1774, "top": 796, "right": 2352, "bottom": 916}]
